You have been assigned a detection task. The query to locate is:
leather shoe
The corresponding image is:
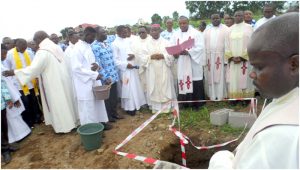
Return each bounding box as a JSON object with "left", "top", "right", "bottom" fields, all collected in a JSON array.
[
  {"left": 2, "top": 152, "right": 12, "bottom": 164},
  {"left": 109, "top": 117, "right": 116, "bottom": 122},
  {"left": 103, "top": 123, "right": 113, "bottom": 131},
  {"left": 9, "top": 143, "right": 20, "bottom": 152},
  {"left": 112, "top": 114, "right": 124, "bottom": 119}
]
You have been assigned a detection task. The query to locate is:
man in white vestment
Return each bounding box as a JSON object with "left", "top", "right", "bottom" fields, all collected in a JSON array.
[
  {"left": 130, "top": 26, "right": 151, "bottom": 104},
  {"left": 144, "top": 24, "right": 176, "bottom": 113},
  {"left": 154, "top": 12, "right": 299, "bottom": 170},
  {"left": 209, "top": 12, "right": 299, "bottom": 169},
  {"left": 112, "top": 25, "right": 146, "bottom": 116},
  {"left": 71, "top": 27, "right": 109, "bottom": 126},
  {"left": 3, "top": 31, "right": 79, "bottom": 133},
  {"left": 170, "top": 16, "right": 206, "bottom": 110},
  {"left": 204, "top": 14, "right": 229, "bottom": 100},
  {"left": 254, "top": 4, "right": 276, "bottom": 31},
  {"left": 225, "top": 11, "right": 255, "bottom": 100}
]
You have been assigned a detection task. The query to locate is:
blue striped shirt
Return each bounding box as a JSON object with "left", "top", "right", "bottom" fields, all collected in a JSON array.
[{"left": 91, "top": 40, "right": 119, "bottom": 84}]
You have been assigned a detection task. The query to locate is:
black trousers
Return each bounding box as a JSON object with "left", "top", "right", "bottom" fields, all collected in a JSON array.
[
  {"left": 20, "top": 89, "right": 43, "bottom": 127},
  {"left": 1, "top": 109, "right": 9, "bottom": 153},
  {"left": 177, "top": 80, "right": 205, "bottom": 109},
  {"left": 104, "top": 83, "right": 118, "bottom": 119}
]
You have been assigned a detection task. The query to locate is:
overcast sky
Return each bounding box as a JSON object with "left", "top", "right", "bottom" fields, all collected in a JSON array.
[{"left": 0, "top": 0, "right": 189, "bottom": 40}]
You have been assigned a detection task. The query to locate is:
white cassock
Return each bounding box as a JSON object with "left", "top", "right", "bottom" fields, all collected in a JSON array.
[
  {"left": 253, "top": 15, "right": 276, "bottom": 31},
  {"left": 112, "top": 36, "right": 146, "bottom": 111},
  {"left": 170, "top": 26, "right": 206, "bottom": 94},
  {"left": 209, "top": 87, "right": 299, "bottom": 169},
  {"left": 2, "top": 63, "right": 31, "bottom": 143},
  {"left": 204, "top": 24, "right": 229, "bottom": 100},
  {"left": 14, "top": 38, "right": 79, "bottom": 133},
  {"left": 72, "top": 40, "right": 108, "bottom": 125},
  {"left": 130, "top": 36, "right": 150, "bottom": 99},
  {"left": 144, "top": 37, "right": 176, "bottom": 113},
  {"left": 64, "top": 42, "right": 79, "bottom": 121}
]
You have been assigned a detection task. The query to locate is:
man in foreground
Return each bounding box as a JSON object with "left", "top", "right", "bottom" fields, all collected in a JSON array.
[{"left": 209, "top": 12, "right": 299, "bottom": 169}]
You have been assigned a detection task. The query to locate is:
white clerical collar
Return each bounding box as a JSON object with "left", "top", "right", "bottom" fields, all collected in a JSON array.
[{"left": 272, "top": 87, "right": 299, "bottom": 104}]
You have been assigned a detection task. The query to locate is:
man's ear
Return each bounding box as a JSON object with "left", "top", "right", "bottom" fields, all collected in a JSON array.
[{"left": 289, "top": 54, "right": 299, "bottom": 76}]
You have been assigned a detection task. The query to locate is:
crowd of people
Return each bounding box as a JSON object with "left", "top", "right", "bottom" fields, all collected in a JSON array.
[{"left": 1, "top": 4, "right": 298, "bottom": 169}]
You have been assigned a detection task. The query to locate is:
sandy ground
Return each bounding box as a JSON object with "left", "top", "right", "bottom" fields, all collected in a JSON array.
[{"left": 2, "top": 103, "right": 255, "bottom": 169}]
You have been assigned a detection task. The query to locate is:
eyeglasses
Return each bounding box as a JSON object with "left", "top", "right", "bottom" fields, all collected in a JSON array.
[{"left": 138, "top": 31, "right": 146, "bottom": 35}]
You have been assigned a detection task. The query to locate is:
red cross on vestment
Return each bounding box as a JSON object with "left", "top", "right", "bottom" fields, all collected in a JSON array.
[
  {"left": 241, "top": 62, "right": 247, "bottom": 75},
  {"left": 208, "top": 59, "right": 211, "bottom": 71},
  {"left": 179, "top": 80, "right": 184, "bottom": 91},
  {"left": 187, "top": 36, "right": 192, "bottom": 50},
  {"left": 185, "top": 76, "right": 192, "bottom": 89},
  {"left": 215, "top": 57, "right": 221, "bottom": 70}
]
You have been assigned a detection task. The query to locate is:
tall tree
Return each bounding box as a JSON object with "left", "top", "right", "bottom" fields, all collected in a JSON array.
[
  {"left": 185, "top": 1, "right": 231, "bottom": 19},
  {"left": 172, "top": 11, "right": 179, "bottom": 21},
  {"left": 151, "top": 13, "right": 162, "bottom": 25},
  {"left": 185, "top": 1, "right": 287, "bottom": 19}
]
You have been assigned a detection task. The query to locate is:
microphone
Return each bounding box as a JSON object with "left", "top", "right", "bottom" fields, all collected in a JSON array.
[{"left": 132, "top": 65, "right": 139, "bottom": 69}]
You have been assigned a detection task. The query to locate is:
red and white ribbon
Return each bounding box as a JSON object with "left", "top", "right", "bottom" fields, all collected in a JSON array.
[{"left": 113, "top": 98, "right": 257, "bottom": 168}]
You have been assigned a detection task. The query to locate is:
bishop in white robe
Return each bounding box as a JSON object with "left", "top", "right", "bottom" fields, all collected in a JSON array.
[{"left": 144, "top": 25, "right": 176, "bottom": 113}]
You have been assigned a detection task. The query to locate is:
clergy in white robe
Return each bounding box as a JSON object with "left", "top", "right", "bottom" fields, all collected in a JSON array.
[
  {"left": 130, "top": 26, "right": 151, "bottom": 101},
  {"left": 71, "top": 28, "right": 109, "bottom": 125},
  {"left": 144, "top": 25, "right": 176, "bottom": 113},
  {"left": 253, "top": 4, "right": 276, "bottom": 31},
  {"left": 112, "top": 25, "right": 146, "bottom": 115},
  {"left": 204, "top": 14, "right": 229, "bottom": 100},
  {"left": 225, "top": 11, "right": 255, "bottom": 99},
  {"left": 63, "top": 31, "right": 80, "bottom": 121},
  {"left": 2, "top": 53, "right": 31, "bottom": 143},
  {"left": 170, "top": 16, "right": 206, "bottom": 109},
  {"left": 8, "top": 31, "right": 79, "bottom": 133},
  {"left": 209, "top": 13, "right": 299, "bottom": 169}
]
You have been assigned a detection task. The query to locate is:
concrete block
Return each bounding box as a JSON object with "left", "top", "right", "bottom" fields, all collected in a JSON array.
[
  {"left": 228, "top": 112, "right": 257, "bottom": 128},
  {"left": 210, "top": 108, "right": 233, "bottom": 126}
]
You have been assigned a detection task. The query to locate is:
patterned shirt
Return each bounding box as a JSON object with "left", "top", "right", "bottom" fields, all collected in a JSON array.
[
  {"left": 1, "top": 79, "right": 12, "bottom": 110},
  {"left": 91, "top": 40, "right": 119, "bottom": 84}
]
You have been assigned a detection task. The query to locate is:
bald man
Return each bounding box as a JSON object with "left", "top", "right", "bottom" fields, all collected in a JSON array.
[
  {"left": 3, "top": 31, "right": 79, "bottom": 133},
  {"left": 209, "top": 12, "right": 299, "bottom": 169}
]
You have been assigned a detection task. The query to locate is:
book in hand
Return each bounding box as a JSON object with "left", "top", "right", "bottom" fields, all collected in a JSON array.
[{"left": 165, "top": 38, "right": 195, "bottom": 55}]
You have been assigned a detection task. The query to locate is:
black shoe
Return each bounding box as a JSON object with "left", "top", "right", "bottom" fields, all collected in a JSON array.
[
  {"left": 102, "top": 123, "right": 113, "bottom": 131},
  {"left": 126, "top": 110, "right": 136, "bottom": 116},
  {"left": 112, "top": 114, "right": 124, "bottom": 119},
  {"left": 2, "top": 152, "right": 12, "bottom": 164},
  {"left": 9, "top": 143, "right": 20, "bottom": 152},
  {"left": 108, "top": 117, "right": 116, "bottom": 123}
]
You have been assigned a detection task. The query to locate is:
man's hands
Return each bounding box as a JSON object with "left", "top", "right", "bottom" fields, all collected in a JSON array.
[
  {"left": 14, "top": 100, "right": 21, "bottom": 108},
  {"left": 127, "top": 63, "right": 134, "bottom": 69},
  {"left": 91, "top": 63, "right": 100, "bottom": 71},
  {"left": 229, "top": 57, "right": 246, "bottom": 64},
  {"left": 127, "top": 54, "right": 135, "bottom": 61},
  {"left": 2, "top": 70, "right": 15, "bottom": 77},
  {"left": 7, "top": 101, "right": 14, "bottom": 109},
  {"left": 150, "top": 54, "right": 164, "bottom": 60},
  {"left": 96, "top": 74, "right": 103, "bottom": 80},
  {"left": 173, "top": 50, "right": 189, "bottom": 59},
  {"left": 105, "top": 78, "right": 112, "bottom": 85}
]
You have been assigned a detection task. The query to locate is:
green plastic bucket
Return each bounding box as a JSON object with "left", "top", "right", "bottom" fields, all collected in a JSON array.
[{"left": 77, "top": 123, "right": 104, "bottom": 151}]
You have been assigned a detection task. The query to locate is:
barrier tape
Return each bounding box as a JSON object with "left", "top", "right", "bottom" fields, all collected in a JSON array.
[{"left": 113, "top": 98, "right": 257, "bottom": 168}]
